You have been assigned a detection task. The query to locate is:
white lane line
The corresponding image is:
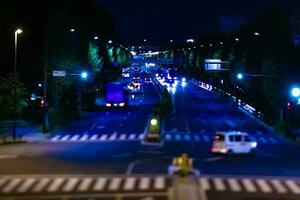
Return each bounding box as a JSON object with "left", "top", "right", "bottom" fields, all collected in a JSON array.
[
  {"left": 47, "top": 178, "right": 65, "bottom": 192},
  {"left": 77, "top": 178, "right": 93, "bottom": 192},
  {"left": 129, "top": 134, "right": 136, "bottom": 140},
  {"left": 285, "top": 180, "right": 300, "bottom": 194},
  {"left": 213, "top": 178, "right": 226, "bottom": 191},
  {"left": 154, "top": 176, "right": 165, "bottom": 190},
  {"left": 90, "top": 134, "right": 98, "bottom": 141},
  {"left": 62, "top": 178, "right": 79, "bottom": 192},
  {"left": 203, "top": 135, "right": 210, "bottom": 142},
  {"left": 0, "top": 154, "right": 18, "bottom": 159},
  {"left": 32, "top": 178, "right": 50, "bottom": 193},
  {"left": 51, "top": 135, "right": 61, "bottom": 141},
  {"left": 242, "top": 179, "right": 257, "bottom": 193},
  {"left": 199, "top": 178, "right": 210, "bottom": 191},
  {"left": 139, "top": 177, "right": 150, "bottom": 190},
  {"left": 109, "top": 134, "right": 117, "bottom": 140},
  {"left": 61, "top": 135, "right": 70, "bottom": 141},
  {"left": 165, "top": 134, "right": 171, "bottom": 141},
  {"left": 16, "top": 178, "right": 36, "bottom": 193},
  {"left": 93, "top": 178, "right": 107, "bottom": 191},
  {"left": 270, "top": 180, "right": 287, "bottom": 194},
  {"left": 70, "top": 135, "right": 80, "bottom": 141},
  {"left": 1, "top": 178, "right": 22, "bottom": 193},
  {"left": 256, "top": 179, "right": 272, "bottom": 193},
  {"left": 227, "top": 178, "right": 242, "bottom": 192},
  {"left": 80, "top": 134, "right": 89, "bottom": 141},
  {"left": 138, "top": 134, "right": 145, "bottom": 140},
  {"left": 119, "top": 134, "right": 127, "bottom": 140},
  {"left": 100, "top": 134, "right": 108, "bottom": 141},
  {"left": 123, "top": 177, "right": 136, "bottom": 190},
  {"left": 108, "top": 177, "right": 122, "bottom": 191},
  {"left": 194, "top": 135, "right": 200, "bottom": 141}
]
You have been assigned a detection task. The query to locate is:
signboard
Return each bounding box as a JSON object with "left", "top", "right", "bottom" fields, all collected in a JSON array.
[
  {"left": 204, "top": 59, "right": 222, "bottom": 71},
  {"left": 53, "top": 70, "right": 66, "bottom": 77}
]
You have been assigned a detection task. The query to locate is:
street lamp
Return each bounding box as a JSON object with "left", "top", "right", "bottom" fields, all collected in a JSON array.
[
  {"left": 81, "top": 72, "right": 88, "bottom": 79},
  {"left": 70, "top": 28, "right": 75, "bottom": 32},
  {"left": 94, "top": 36, "right": 99, "bottom": 40},
  {"left": 12, "top": 29, "right": 22, "bottom": 140},
  {"left": 237, "top": 73, "right": 244, "bottom": 80},
  {"left": 108, "top": 40, "right": 112, "bottom": 44},
  {"left": 291, "top": 87, "right": 300, "bottom": 98}
]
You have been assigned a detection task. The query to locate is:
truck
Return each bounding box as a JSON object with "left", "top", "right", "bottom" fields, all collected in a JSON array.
[{"left": 105, "top": 82, "right": 129, "bottom": 107}]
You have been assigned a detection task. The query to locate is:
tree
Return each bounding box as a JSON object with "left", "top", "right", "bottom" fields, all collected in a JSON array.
[
  {"left": 0, "top": 74, "right": 27, "bottom": 119},
  {"left": 88, "top": 42, "right": 103, "bottom": 72}
]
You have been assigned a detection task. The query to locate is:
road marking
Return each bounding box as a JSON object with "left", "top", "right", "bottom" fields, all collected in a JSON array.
[
  {"left": 0, "top": 179, "right": 7, "bottom": 188},
  {"left": 80, "top": 133, "right": 89, "bottom": 141},
  {"left": 175, "top": 134, "right": 181, "bottom": 140},
  {"left": 0, "top": 154, "right": 18, "bottom": 159},
  {"left": 270, "top": 180, "right": 287, "bottom": 194},
  {"left": 70, "top": 135, "right": 80, "bottom": 141},
  {"left": 100, "top": 134, "right": 108, "bottom": 140},
  {"left": 93, "top": 178, "right": 107, "bottom": 191},
  {"left": 119, "top": 134, "right": 127, "bottom": 140},
  {"left": 2, "top": 178, "right": 22, "bottom": 193},
  {"left": 139, "top": 177, "right": 150, "bottom": 190},
  {"left": 199, "top": 178, "right": 210, "bottom": 191},
  {"left": 16, "top": 178, "right": 36, "bottom": 193},
  {"left": 194, "top": 135, "right": 200, "bottom": 141},
  {"left": 213, "top": 178, "right": 226, "bottom": 191},
  {"left": 184, "top": 135, "right": 191, "bottom": 141},
  {"left": 256, "top": 179, "right": 272, "bottom": 193},
  {"left": 154, "top": 177, "right": 165, "bottom": 190},
  {"left": 51, "top": 135, "right": 61, "bottom": 141},
  {"left": 77, "top": 178, "right": 93, "bottom": 192},
  {"left": 285, "top": 180, "right": 300, "bottom": 194},
  {"left": 165, "top": 134, "right": 171, "bottom": 140},
  {"left": 228, "top": 178, "right": 241, "bottom": 192},
  {"left": 129, "top": 134, "right": 136, "bottom": 140},
  {"left": 32, "top": 178, "right": 50, "bottom": 193},
  {"left": 204, "top": 157, "right": 223, "bottom": 162},
  {"left": 124, "top": 177, "right": 136, "bottom": 190},
  {"left": 203, "top": 135, "right": 210, "bottom": 142},
  {"left": 108, "top": 177, "right": 122, "bottom": 191},
  {"left": 109, "top": 134, "right": 117, "bottom": 140},
  {"left": 62, "top": 178, "right": 79, "bottom": 192},
  {"left": 47, "top": 178, "right": 64, "bottom": 192},
  {"left": 138, "top": 134, "right": 144, "bottom": 140},
  {"left": 242, "top": 179, "right": 257, "bottom": 192},
  {"left": 61, "top": 135, "right": 70, "bottom": 141},
  {"left": 90, "top": 134, "right": 98, "bottom": 141}
]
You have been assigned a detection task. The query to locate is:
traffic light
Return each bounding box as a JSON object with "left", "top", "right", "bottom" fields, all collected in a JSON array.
[
  {"left": 287, "top": 102, "right": 292, "bottom": 110},
  {"left": 40, "top": 99, "right": 45, "bottom": 108}
]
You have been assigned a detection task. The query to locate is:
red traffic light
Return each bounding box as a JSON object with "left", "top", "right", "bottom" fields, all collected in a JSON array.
[
  {"left": 40, "top": 99, "right": 45, "bottom": 108},
  {"left": 287, "top": 102, "right": 292, "bottom": 110}
]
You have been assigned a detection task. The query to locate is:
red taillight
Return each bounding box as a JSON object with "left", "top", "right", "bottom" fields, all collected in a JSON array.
[
  {"left": 220, "top": 148, "right": 227, "bottom": 153},
  {"left": 211, "top": 148, "right": 216, "bottom": 152}
]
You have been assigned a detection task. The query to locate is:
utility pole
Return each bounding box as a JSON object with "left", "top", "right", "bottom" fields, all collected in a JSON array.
[{"left": 43, "top": 46, "right": 50, "bottom": 133}]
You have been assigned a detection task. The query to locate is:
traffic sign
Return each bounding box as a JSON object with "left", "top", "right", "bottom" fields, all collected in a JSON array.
[{"left": 53, "top": 70, "right": 66, "bottom": 77}]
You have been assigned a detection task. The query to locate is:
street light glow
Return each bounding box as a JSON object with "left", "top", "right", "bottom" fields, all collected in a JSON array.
[
  {"left": 254, "top": 32, "right": 260, "bottom": 36},
  {"left": 108, "top": 40, "right": 112, "bottom": 44},
  {"left": 81, "top": 72, "right": 88, "bottom": 79},
  {"left": 70, "top": 28, "right": 75, "bottom": 32},
  {"left": 150, "top": 118, "right": 158, "bottom": 126},
  {"left": 291, "top": 87, "right": 300, "bottom": 97},
  {"left": 15, "top": 29, "right": 23, "bottom": 34},
  {"left": 237, "top": 73, "right": 243, "bottom": 80},
  {"left": 94, "top": 36, "right": 98, "bottom": 40},
  {"left": 235, "top": 38, "right": 239, "bottom": 42}
]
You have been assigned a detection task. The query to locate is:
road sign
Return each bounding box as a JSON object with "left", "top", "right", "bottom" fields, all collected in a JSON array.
[{"left": 53, "top": 70, "right": 66, "bottom": 77}]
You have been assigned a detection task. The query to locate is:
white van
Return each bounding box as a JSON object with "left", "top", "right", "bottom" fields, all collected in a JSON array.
[{"left": 211, "top": 131, "right": 257, "bottom": 155}]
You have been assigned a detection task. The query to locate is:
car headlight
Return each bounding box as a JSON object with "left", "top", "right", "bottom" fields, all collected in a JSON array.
[{"left": 251, "top": 142, "right": 257, "bottom": 148}]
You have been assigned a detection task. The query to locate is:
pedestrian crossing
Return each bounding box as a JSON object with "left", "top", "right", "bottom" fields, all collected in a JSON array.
[
  {"left": 49, "top": 133, "right": 281, "bottom": 144},
  {"left": 0, "top": 175, "right": 170, "bottom": 195},
  {"left": 199, "top": 176, "right": 300, "bottom": 195}
]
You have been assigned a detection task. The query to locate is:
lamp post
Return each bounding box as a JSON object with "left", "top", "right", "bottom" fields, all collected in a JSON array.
[{"left": 12, "top": 29, "right": 22, "bottom": 140}]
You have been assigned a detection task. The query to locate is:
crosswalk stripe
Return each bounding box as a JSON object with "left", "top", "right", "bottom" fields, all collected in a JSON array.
[
  {"left": 90, "top": 134, "right": 98, "bottom": 141},
  {"left": 108, "top": 177, "right": 122, "bottom": 191},
  {"left": 1, "top": 178, "right": 22, "bottom": 193},
  {"left": 194, "top": 135, "right": 200, "bottom": 141},
  {"left": 256, "top": 179, "right": 272, "bottom": 193},
  {"left": 124, "top": 177, "right": 136, "bottom": 190},
  {"left": 138, "top": 134, "right": 144, "bottom": 140},
  {"left": 199, "top": 178, "right": 210, "bottom": 191},
  {"left": 47, "top": 178, "right": 65, "bottom": 192},
  {"left": 268, "top": 137, "right": 278, "bottom": 144},
  {"left": 119, "top": 134, "right": 126, "bottom": 140},
  {"left": 165, "top": 134, "right": 171, "bottom": 141},
  {"left": 242, "top": 179, "right": 257, "bottom": 192},
  {"left": 203, "top": 135, "right": 210, "bottom": 142},
  {"left": 228, "top": 178, "right": 241, "bottom": 192},
  {"left": 285, "top": 180, "right": 300, "bottom": 194},
  {"left": 100, "top": 134, "right": 108, "bottom": 141},
  {"left": 0, "top": 179, "right": 7, "bottom": 188},
  {"left": 51, "top": 135, "right": 61, "bottom": 141},
  {"left": 62, "top": 178, "right": 79, "bottom": 192},
  {"left": 61, "top": 135, "right": 70, "bottom": 141},
  {"left": 129, "top": 134, "right": 136, "bottom": 140},
  {"left": 93, "top": 178, "right": 107, "bottom": 191},
  {"left": 16, "top": 178, "right": 36, "bottom": 193},
  {"left": 70, "top": 135, "right": 80, "bottom": 141},
  {"left": 139, "top": 177, "right": 150, "bottom": 190},
  {"left": 80, "top": 134, "right": 89, "bottom": 141},
  {"left": 32, "top": 178, "right": 50, "bottom": 193},
  {"left": 213, "top": 178, "right": 226, "bottom": 191},
  {"left": 154, "top": 176, "right": 165, "bottom": 190},
  {"left": 77, "top": 178, "right": 93, "bottom": 192},
  {"left": 109, "top": 134, "right": 117, "bottom": 140},
  {"left": 270, "top": 180, "right": 287, "bottom": 193},
  {"left": 175, "top": 134, "right": 181, "bottom": 140},
  {"left": 184, "top": 135, "right": 191, "bottom": 141}
]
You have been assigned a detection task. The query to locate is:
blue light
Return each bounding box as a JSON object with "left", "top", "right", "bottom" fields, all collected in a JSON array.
[
  {"left": 291, "top": 87, "right": 300, "bottom": 98},
  {"left": 81, "top": 72, "right": 88, "bottom": 79},
  {"left": 237, "top": 73, "right": 243, "bottom": 80}
]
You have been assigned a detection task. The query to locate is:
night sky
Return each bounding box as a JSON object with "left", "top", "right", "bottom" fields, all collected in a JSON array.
[{"left": 95, "top": 0, "right": 293, "bottom": 45}]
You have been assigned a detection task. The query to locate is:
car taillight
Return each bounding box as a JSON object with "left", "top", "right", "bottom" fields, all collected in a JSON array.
[
  {"left": 220, "top": 148, "right": 227, "bottom": 153},
  {"left": 211, "top": 148, "right": 216, "bottom": 152}
]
